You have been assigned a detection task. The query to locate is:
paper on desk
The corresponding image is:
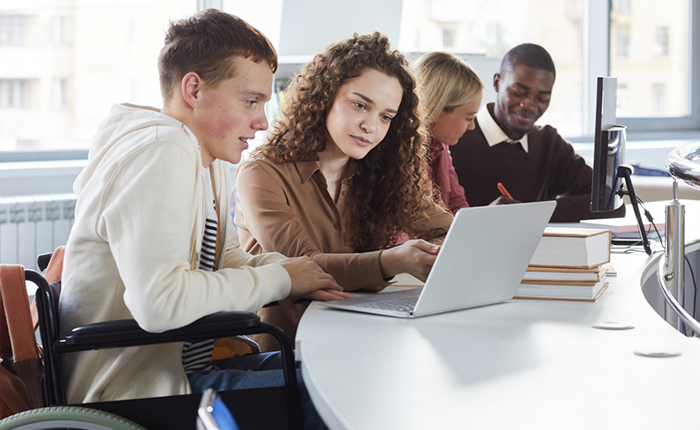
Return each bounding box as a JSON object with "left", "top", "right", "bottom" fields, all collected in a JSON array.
[
  {"left": 391, "top": 273, "right": 424, "bottom": 287},
  {"left": 602, "top": 263, "right": 616, "bottom": 277}
]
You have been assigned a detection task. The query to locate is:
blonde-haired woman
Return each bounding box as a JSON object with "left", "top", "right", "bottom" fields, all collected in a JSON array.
[{"left": 414, "top": 51, "right": 484, "bottom": 214}]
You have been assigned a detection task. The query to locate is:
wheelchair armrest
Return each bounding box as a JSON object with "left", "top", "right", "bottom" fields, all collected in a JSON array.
[
  {"left": 263, "top": 298, "right": 311, "bottom": 308},
  {"left": 56, "top": 311, "right": 260, "bottom": 353},
  {"left": 37, "top": 252, "right": 53, "bottom": 271}
]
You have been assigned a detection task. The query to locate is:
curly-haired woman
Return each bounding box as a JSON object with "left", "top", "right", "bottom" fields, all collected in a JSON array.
[
  {"left": 233, "top": 33, "right": 453, "bottom": 349},
  {"left": 414, "top": 51, "right": 483, "bottom": 214}
]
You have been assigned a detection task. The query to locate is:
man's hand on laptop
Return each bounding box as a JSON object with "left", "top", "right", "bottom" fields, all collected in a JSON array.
[
  {"left": 379, "top": 239, "right": 440, "bottom": 282},
  {"left": 277, "top": 288, "right": 354, "bottom": 325},
  {"left": 281, "top": 256, "right": 346, "bottom": 298}
]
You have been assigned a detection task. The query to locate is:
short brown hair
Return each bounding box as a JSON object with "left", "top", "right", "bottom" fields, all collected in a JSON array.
[{"left": 158, "top": 9, "right": 277, "bottom": 102}]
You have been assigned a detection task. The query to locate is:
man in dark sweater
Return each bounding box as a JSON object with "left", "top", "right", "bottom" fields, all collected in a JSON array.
[{"left": 450, "top": 43, "right": 625, "bottom": 222}]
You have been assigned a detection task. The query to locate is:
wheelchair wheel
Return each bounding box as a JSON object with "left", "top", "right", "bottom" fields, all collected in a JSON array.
[{"left": 0, "top": 406, "right": 148, "bottom": 430}]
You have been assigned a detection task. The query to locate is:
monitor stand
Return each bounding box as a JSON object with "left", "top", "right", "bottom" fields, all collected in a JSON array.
[{"left": 617, "top": 165, "right": 652, "bottom": 255}]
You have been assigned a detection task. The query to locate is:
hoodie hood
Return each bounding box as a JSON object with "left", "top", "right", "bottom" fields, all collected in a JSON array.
[{"left": 74, "top": 103, "right": 198, "bottom": 194}]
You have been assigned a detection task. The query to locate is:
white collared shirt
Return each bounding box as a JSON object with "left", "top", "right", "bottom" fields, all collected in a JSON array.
[{"left": 477, "top": 103, "right": 529, "bottom": 153}]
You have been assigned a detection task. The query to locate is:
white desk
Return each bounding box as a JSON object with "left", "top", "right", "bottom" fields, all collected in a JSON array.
[{"left": 296, "top": 201, "right": 700, "bottom": 430}]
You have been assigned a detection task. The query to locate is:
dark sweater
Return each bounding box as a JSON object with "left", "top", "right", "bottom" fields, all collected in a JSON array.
[{"left": 450, "top": 117, "right": 625, "bottom": 222}]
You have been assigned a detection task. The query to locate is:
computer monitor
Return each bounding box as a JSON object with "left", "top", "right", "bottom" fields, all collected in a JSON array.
[
  {"left": 590, "top": 77, "right": 625, "bottom": 212},
  {"left": 590, "top": 76, "right": 651, "bottom": 255}
]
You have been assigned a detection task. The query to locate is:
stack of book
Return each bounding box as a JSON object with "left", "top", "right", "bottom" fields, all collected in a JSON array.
[{"left": 514, "top": 227, "right": 612, "bottom": 302}]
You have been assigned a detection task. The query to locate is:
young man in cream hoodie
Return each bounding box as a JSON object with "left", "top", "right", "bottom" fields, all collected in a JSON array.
[{"left": 59, "top": 9, "right": 347, "bottom": 424}]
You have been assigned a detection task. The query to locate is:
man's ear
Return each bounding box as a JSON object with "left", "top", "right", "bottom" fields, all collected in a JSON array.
[
  {"left": 181, "top": 72, "right": 203, "bottom": 109},
  {"left": 493, "top": 73, "right": 501, "bottom": 93}
]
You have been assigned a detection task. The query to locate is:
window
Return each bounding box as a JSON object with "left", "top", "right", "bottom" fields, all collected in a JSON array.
[
  {"left": 654, "top": 26, "right": 669, "bottom": 56},
  {"left": 0, "top": 0, "right": 698, "bottom": 155},
  {"left": 614, "top": 0, "right": 632, "bottom": 13},
  {"left": 0, "top": 15, "right": 24, "bottom": 45},
  {"left": 0, "top": 80, "right": 25, "bottom": 108},
  {"left": 51, "top": 16, "right": 68, "bottom": 46},
  {"left": 400, "top": 0, "right": 698, "bottom": 137},
  {"left": 52, "top": 79, "right": 68, "bottom": 109},
  {"left": 441, "top": 28, "right": 455, "bottom": 49},
  {"left": 0, "top": 1, "right": 289, "bottom": 153},
  {"left": 652, "top": 83, "right": 666, "bottom": 114},
  {"left": 199, "top": 0, "right": 223, "bottom": 9},
  {"left": 0, "top": 2, "right": 198, "bottom": 151},
  {"left": 611, "top": 1, "right": 689, "bottom": 119},
  {"left": 616, "top": 25, "right": 630, "bottom": 57},
  {"left": 400, "top": 0, "right": 584, "bottom": 136},
  {"left": 617, "top": 83, "right": 629, "bottom": 116},
  {"left": 565, "top": 0, "right": 580, "bottom": 18}
]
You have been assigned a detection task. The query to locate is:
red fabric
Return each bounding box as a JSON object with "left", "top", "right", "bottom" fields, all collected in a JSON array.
[{"left": 429, "top": 139, "right": 469, "bottom": 214}]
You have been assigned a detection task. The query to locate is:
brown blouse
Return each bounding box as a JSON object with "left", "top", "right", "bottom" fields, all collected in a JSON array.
[{"left": 234, "top": 156, "right": 453, "bottom": 292}]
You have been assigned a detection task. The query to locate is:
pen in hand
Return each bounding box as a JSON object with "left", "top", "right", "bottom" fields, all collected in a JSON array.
[{"left": 497, "top": 182, "right": 513, "bottom": 200}]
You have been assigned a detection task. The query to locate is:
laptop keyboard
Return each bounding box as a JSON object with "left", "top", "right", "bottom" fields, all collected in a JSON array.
[{"left": 355, "top": 296, "right": 419, "bottom": 312}]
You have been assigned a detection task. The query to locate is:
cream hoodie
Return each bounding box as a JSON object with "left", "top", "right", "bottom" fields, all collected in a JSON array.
[{"left": 60, "top": 103, "right": 291, "bottom": 402}]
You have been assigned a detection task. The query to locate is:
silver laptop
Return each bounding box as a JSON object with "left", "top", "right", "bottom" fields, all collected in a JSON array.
[{"left": 321, "top": 201, "right": 556, "bottom": 318}]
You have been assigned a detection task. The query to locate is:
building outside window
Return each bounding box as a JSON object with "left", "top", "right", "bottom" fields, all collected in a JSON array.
[
  {"left": 400, "top": 0, "right": 584, "bottom": 136},
  {"left": 0, "top": 80, "right": 25, "bottom": 108},
  {"left": 652, "top": 83, "right": 666, "bottom": 114},
  {"left": 617, "top": 83, "right": 629, "bottom": 116},
  {"left": 616, "top": 25, "right": 630, "bottom": 57},
  {"left": 0, "top": 0, "right": 291, "bottom": 153},
  {"left": 0, "top": 0, "right": 696, "bottom": 154},
  {"left": 52, "top": 78, "right": 69, "bottom": 109},
  {"left": 51, "top": 16, "right": 68, "bottom": 46},
  {"left": 610, "top": 2, "right": 688, "bottom": 118},
  {"left": 0, "top": 15, "right": 24, "bottom": 45},
  {"left": 441, "top": 28, "right": 455, "bottom": 48},
  {"left": 565, "top": 0, "right": 579, "bottom": 18},
  {"left": 654, "top": 26, "right": 669, "bottom": 56},
  {"left": 614, "top": 0, "right": 631, "bottom": 13},
  {"left": 199, "top": 0, "right": 223, "bottom": 9}
]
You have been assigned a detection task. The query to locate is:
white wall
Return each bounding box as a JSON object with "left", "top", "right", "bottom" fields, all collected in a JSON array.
[{"left": 277, "top": 0, "right": 404, "bottom": 56}]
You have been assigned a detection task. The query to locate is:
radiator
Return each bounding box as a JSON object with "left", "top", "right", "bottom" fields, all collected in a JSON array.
[{"left": 0, "top": 194, "right": 76, "bottom": 271}]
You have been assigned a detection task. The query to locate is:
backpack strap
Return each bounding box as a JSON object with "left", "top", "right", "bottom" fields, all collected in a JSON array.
[
  {"left": 0, "top": 265, "right": 40, "bottom": 363},
  {"left": 0, "top": 265, "right": 45, "bottom": 409},
  {"left": 0, "top": 276, "right": 10, "bottom": 360}
]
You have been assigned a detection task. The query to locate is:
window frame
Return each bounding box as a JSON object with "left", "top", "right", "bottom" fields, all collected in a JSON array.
[
  {"left": 0, "top": 14, "right": 24, "bottom": 45},
  {"left": 2, "top": 0, "right": 699, "bottom": 162},
  {"left": 612, "top": 0, "right": 700, "bottom": 135},
  {"left": 572, "top": 0, "right": 699, "bottom": 142}
]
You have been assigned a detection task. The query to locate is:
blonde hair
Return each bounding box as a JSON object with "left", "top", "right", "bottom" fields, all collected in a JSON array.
[{"left": 414, "top": 52, "right": 483, "bottom": 124}]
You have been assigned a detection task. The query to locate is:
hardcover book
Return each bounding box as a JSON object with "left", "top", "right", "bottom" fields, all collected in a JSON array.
[
  {"left": 529, "top": 227, "right": 611, "bottom": 269},
  {"left": 522, "top": 264, "right": 608, "bottom": 283},
  {"left": 514, "top": 280, "right": 609, "bottom": 302}
]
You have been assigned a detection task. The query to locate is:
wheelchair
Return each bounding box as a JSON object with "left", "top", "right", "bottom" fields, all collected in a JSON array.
[{"left": 0, "top": 254, "right": 303, "bottom": 430}]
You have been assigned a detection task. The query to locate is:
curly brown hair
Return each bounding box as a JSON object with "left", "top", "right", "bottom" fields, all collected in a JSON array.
[{"left": 256, "top": 32, "right": 438, "bottom": 252}]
